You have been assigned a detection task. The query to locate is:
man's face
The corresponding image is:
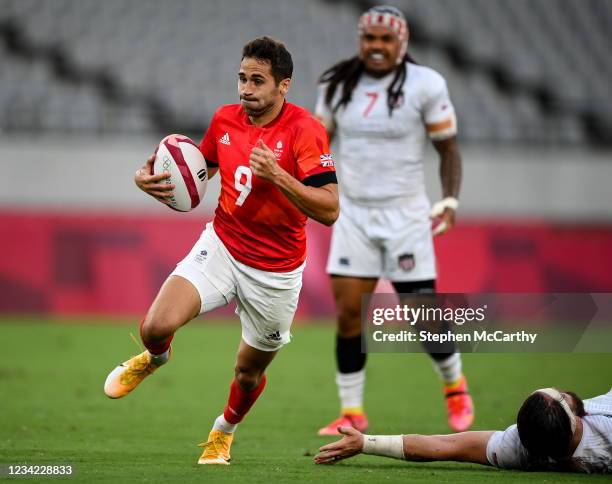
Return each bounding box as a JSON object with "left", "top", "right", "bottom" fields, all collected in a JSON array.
[
  {"left": 359, "top": 25, "right": 401, "bottom": 77},
  {"left": 238, "top": 57, "right": 289, "bottom": 117}
]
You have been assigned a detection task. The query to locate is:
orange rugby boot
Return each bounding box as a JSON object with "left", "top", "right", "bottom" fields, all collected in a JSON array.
[
  {"left": 444, "top": 374, "right": 474, "bottom": 432},
  {"left": 103, "top": 349, "right": 169, "bottom": 399},
  {"left": 317, "top": 412, "right": 369, "bottom": 436},
  {"left": 197, "top": 429, "right": 234, "bottom": 465}
]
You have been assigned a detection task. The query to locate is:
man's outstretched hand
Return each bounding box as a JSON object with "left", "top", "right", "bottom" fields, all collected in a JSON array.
[{"left": 314, "top": 426, "right": 364, "bottom": 464}]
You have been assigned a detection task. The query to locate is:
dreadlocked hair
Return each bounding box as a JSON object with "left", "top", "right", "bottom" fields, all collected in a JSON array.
[{"left": 319, "top": 53, "right": 417, "bottom": 116}]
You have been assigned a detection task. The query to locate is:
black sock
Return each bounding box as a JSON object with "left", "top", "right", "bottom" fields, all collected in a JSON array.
[{"left": 336, "top": 334, "right": 366, "bottom": 373}]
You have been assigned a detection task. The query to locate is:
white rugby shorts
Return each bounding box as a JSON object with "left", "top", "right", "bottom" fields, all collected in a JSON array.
[
  {"left": 171, "top": 222, "right": 304, "bottom": 351},
  {"left": 326, "top": 197, "right": 436, "bottom": 282}
]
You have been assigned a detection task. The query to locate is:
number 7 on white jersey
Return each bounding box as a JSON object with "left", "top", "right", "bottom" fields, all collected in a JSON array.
[{"left": 234, "top": 166, "right": 252, "bottom": 206}]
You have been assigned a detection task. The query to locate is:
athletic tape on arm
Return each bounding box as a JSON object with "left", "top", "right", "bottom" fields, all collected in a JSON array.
[
  {"left": 430, "top": 197, "right": 459, "bottom": 218},
  {"left": 362, "top": 435, "right": 405, "bottom": 459}
]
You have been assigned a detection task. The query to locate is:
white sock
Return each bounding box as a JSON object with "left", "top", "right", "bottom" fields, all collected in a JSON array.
[
  {"left": 432, "top": 353, "right": 462, "bottom": 384},
  {"left": 336, "top": 370, "right": 366, "bottom": 411},
  {"left": 212, "top": 414, "right": 237, "bottom": 434},
  {"left": 148, "top": 348, "right": 170, "bottom": 366}
]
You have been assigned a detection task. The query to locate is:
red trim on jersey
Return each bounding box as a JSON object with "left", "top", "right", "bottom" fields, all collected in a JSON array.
[{"left": 163, "top": 136, "right": 200, "bottom": 210}]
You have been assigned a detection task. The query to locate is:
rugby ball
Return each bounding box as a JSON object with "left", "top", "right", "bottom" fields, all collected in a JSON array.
[{"left": 153, "top": 134, "right": 208, "bottom": 212}]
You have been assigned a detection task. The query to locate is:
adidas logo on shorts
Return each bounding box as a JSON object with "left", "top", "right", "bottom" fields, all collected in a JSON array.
[{"left": 266, "top": 331, "right": 282, "bottom": 342}]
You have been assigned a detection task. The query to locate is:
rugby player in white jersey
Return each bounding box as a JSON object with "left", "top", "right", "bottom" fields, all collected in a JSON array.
[
  {"left": 315, "top": 5, "right": 473, "bottom": 435},
  {"left": 315, "top": 388, "right": 612, "bottom": 474}
]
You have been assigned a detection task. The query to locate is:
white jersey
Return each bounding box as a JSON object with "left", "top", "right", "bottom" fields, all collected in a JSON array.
[
  {"left": 486, "top": 389, "right": 612, "bottom": 474},
  {"left": 315, "top": 62, "right": 457, "bottom": 208}
]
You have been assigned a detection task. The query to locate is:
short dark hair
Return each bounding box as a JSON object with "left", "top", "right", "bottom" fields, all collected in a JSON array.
[
  {"left": 517, "top": 393, "right": 574, "bottom": 459},
  {"left": 242, "top": 36, "right": 293, "bottom": 84}
]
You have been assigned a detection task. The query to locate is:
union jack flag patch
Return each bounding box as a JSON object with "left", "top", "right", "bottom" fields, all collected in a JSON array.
[{"left": 320, "top": 153, "right": 334, "bottom": 167}]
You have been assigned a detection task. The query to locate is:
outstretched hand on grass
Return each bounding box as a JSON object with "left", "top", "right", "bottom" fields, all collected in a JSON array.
[{"left": 314, "top": 426, "right": 364, "bottom": 464}]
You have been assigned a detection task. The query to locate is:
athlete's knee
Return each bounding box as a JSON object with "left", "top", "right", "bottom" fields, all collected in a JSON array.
[
  {"left": 234, "top": 365, "right": 263, "bottom": 392},
  {"left": 141, "top": 311, "right": 179, "bottom": 343}
]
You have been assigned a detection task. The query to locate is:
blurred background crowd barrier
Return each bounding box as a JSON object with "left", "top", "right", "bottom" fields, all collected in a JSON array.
[{"left": 1, "top": 0, "right": 611, "bottom": 318}]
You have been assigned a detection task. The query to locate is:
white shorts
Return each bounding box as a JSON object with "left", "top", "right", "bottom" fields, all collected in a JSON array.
[
  {"left": 171, "top": 223, "right": 304, "bottom": 351},
  {"left": 326, "top": 197, "right": 436, "bottom": 282}
]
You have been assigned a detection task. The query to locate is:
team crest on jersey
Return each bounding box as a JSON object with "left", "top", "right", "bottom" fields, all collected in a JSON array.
[
  {"left": 194, "top": 249, "right": 208, "bottom": 264},
  {"left": 320, "top": 153, "right": 334, "bottom": 167},
  {"left": 273, "top": 140, "right": 284, "bottom": 159},
  {"left": 398, "top": 253, "right": 415, "bottom": 271}
]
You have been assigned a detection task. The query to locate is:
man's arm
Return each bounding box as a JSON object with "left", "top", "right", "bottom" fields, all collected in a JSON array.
[
  {"left": 272, "top": 176, "right": 339, "bottom": 226},
  {"left": 315, "top": 426, "right": 493, "bottom": 466},
  {"left": 315, "top": 115, "right": 336, "bottom": 144},
  {"left": 314, "top": 82, "right": 336, "bottom": 143},
  {"left": 249, "top": 140, "right": 339, "bottom": 226},
  {"left": 434, "top": 136, "right": 461, "bottom": 200},
  {"left": 402, "top": 432, "right": 493, "bottom": 464},
  {"left": 430, "top": 136, "right": 462, "bottom": 235}
]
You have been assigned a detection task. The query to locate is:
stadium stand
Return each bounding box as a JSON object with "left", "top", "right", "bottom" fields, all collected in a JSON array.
[
  {"left": 0, "top": 0, "right": 610, "bottom": 144},
  {"left": 390, "top": 0, "right": 612, "bottom": 143},
  {"left": 1, "top": 0, "right": 612, "bottom": 319}
]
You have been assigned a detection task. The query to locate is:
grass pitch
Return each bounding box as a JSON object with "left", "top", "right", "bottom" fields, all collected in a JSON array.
[{"left": 1, "top": 318, "right": 611, "bottom": 483}]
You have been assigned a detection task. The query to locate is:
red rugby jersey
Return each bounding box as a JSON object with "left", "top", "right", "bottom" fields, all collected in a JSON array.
[{"left": 199, "top": 102, "right": 336, "bottom": 272}]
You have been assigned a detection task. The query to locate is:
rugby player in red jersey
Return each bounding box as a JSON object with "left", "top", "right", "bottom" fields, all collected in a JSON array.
[{"left": 103, "top": 37, "right": 338, "bottom": 465}]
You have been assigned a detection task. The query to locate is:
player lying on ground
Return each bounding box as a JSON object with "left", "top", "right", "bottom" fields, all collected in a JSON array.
[
  {"left": 103, "top": 37, "right": 338, "bottom": 465},
  {"left": 315, "top": 388, "right": 612, "bottom": 473}
]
